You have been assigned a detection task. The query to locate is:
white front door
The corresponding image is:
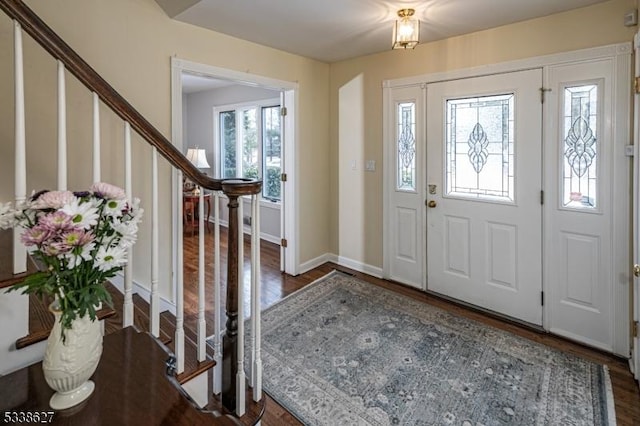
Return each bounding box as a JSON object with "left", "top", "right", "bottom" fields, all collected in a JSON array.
[
  {"left": 426, "top": 69, "right": 543, "bottom": 325},
  {"left": 545, "top": 58, "right": 629, "bottom": 354}
]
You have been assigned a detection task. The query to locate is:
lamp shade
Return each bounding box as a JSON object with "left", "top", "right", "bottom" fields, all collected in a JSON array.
[
  {"left": 186, "top": 148, "right": 210, "bottom": 169},
  {"left": 392, "top": 9, "right": 420, "bottom": 50}
]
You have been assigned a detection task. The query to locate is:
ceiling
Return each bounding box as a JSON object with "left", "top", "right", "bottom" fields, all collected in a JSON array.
[
  {"left": 159, "top": 0, "right": 614, "bottom": 63},
  {"left": 181, "top": 73, "right": 233, "bottom": 94}
]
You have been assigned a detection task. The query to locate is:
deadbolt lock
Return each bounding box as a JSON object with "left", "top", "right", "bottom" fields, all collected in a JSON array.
[{"left": 634, "top": 264, "right": 640, "bottom": 278}]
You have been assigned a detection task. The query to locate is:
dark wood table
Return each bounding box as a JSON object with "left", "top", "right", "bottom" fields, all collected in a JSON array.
[
  {"left": 183, "top": 192, "right": 211, "bottom": 233},
  {"left": 0, "top": 327, "right": 236, "bottom": 425}
]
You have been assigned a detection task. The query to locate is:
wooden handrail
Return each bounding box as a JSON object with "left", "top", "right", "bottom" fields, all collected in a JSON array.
[{"left": 0, "top": 0, "right": 261, "bottom": 195}]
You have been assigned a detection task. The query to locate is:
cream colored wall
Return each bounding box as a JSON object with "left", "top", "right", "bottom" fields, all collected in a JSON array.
[
  {"left": 338, "top": 74, "right": 366, "bottom": 262},
  {"left": 329, "top": 0, "right": 637, "bottom": 270},
  {"left": 0, "top": 0, "right": 330, "bottom": 299}
]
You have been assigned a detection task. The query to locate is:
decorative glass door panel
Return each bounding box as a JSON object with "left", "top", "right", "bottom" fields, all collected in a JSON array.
[
  {"left": 446, "top": 94, "right": 514, "bottom": 202},
  {"left": 562, "top": 84, "right": 599, "bottom": 210},
  {"left": 397, "top": 102, "right": 416, "bottom": 192}
]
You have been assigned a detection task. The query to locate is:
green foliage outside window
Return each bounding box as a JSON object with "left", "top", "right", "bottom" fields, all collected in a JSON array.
[{"left": 219, "top": 104, "right": 282, "bottom": 201}]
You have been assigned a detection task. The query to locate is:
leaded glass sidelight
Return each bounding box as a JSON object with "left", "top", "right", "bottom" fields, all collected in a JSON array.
[
  {"left": 446, "top": 94, "right": 515, "bottom": 202},
  {"left": 397, "top": 102, "right": 416, "bottom": 191},
  {"left": 562, "top": 84, "right": 598, "bottom": 209}
]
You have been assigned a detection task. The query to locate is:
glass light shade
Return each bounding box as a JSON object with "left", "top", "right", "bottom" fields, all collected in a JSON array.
[
  {"left": 392, "top": 12, "right": 420, "bottom": 50},
  {"left": 186, "top": 148, "right": 210, "bottom": 169}
]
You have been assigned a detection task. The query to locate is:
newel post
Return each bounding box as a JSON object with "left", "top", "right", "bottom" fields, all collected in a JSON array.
[{"left": 220, "top": 180, "right": 261, "bottom": 413}]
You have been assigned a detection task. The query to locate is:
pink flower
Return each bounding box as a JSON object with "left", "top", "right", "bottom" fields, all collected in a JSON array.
[
  {"left": 31, "top": 191, "right": 76, "bottom": 210},
  {"left": 60, "top": 229, "right": 94, "bottom": 248},
  {"left": 21, "top": 225, "right": 52, "bottom": 246},
  {"left": 38, "top": 211, "right": 74, "bottom": 231},
  {"left": 91, "top": 182, "right": 126, "bottom": 200}
]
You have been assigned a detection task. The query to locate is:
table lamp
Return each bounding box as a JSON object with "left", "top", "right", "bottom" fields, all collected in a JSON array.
[{"left": 185, "top": 147, "right": 210, "bottom": 195}]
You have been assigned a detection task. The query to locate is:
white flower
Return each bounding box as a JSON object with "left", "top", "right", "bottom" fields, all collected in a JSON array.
[
  {"left": 31, "top": 191, "right": 76, "bottom": 210},
  {"left": 95, "top": 246, "right": 127, "bottom": 272},
  {"left": 91, "top": 182, "right": 126, "bottom": 200},
  {"left": 103, "top": 199, "right": 126, "bottom": 219},
  {"left": 0, "top": 202, "right": 16, "bottom": 230},
  {"left": 65, "top": 242, "right": 96, "bottom": 269},
  {"left": 61, "top": 198, "right": 99, "bottom": 230},
  {"left": 114, "top": 221, "right": 138, "bottom": 248}
]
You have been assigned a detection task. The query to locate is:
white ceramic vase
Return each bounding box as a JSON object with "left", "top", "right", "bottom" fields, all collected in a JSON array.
[{"left": 42, "top": 302, "right": 103, "bottom": 410}]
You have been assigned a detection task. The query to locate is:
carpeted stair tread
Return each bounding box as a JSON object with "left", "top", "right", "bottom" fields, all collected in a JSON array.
[
  {"left": 131, "top": 294, "right": 172, "bottom": 345},
  {"left": 0, "top": 229, "right": 39, "bottom": 290},
  {"left": 160, "top": 311, "right": 216, "bottom": 384},
  {"left": 15, "top": 293, "right": 116, "bottom": 349}
]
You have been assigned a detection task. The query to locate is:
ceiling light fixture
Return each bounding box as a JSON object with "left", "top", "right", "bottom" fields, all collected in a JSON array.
[{"left": 392, "top": 8, "right": 420, "bottom": 50}]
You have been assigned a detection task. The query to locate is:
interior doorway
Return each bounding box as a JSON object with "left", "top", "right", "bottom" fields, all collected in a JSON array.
[{"left": 170, "top": 58, "right": 299, "bottom": 276}]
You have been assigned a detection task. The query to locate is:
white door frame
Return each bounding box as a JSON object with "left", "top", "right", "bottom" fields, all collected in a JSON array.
[
  {"left": 383, "top": 42, "right": 631, "bottom": 355},
  {"left": 633, "top": 31, "right": 640, "bottom": 378},
  {"left": 170, "top": 58, "right": 300, "bottom": 293}
]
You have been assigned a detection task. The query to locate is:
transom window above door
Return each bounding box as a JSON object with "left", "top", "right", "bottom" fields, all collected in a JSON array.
[
  {"left": 445, "top": 93, "right": 515, "bottom": 203},
  {"left": 217, "top": 100, "right": 282, "bottom": 201}
]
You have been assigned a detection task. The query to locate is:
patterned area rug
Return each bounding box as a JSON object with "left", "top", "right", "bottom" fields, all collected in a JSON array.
[{"left": 255, "top": 271, "right": 616, "bottom": 426}]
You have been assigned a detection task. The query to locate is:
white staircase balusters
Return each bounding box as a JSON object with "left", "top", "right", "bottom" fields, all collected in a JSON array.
[
  {"left": 13, "top": 20, "right": 27, "bottom": 275},
  {"left": 123, "top": 122, "right": 134, "bottom": 328},
  {"left": 57, "top": 61, "right": 67, "bottom": 191},
  {"left": 4, "top": 3, "right": 267, "bottom": 414},
  {"left": 150, "top": 147, "right": 160, "bottom": 338},
  {"left": 236, "top": 200, "right": 246, "bottom": 416},
  {"left": 251, "top": 194, "right": 263, "bottom": 401},
  {"left": 197, "top": 187, "right": 206, "bottom": 362},
  {"left": 213, "top": 191, "right": 223, "bottom": 395},
  {"left": 92, "top": 92, "right": 101, "bottom": 183},
  {"left": 175, "top": 170, "right": 185, "bottom": 374}
]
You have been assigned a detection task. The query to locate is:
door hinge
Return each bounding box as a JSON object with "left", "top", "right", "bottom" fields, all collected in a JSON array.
[
  {"left": 633, "top": 321, "right": 638, "bottom": 338},
  {"left": 540, "top": 190, "right": 544, "bottom": 205},
  {"left": 540, "top": 87, "right": 551, "bottom": 103},
  {"left": 635, "top": 77, "right": 640, "bottom": 94},
  {"left": 281, "top": 106, "right": 287, "bottom": 116},
  {"left": 541, "top": 291, "right": 544, "bottom": 306},
  {"left": 281, "top": 173, "right": 287, "bottom": 182},
  {"left": 281, "top": 238, "right": 288, "bottom": 248}
]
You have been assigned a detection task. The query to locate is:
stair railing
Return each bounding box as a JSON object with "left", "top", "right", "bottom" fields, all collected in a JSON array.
[{"left": 1, "top": 0, "right": 262, "bottom": 416}]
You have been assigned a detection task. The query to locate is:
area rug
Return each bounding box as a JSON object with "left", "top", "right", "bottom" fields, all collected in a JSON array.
[{"left": 254, "top": 271, "right": 616, "bottom": 426}]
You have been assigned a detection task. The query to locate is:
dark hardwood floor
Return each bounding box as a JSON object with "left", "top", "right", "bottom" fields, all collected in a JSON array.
[{"left": 182, "top": 228, "right": 640, "bottom": 426}]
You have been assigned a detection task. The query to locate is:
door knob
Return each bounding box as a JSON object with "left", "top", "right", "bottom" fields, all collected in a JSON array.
[
  {"left": 634, "top": 264, "right": 640, "bottom": 278},
  {"left": 427, "top": 200, "right": 437, "bottom": 208}
]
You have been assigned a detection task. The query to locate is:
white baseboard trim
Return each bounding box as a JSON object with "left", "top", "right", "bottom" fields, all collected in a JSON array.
[
  {"left": 109, "top": 273, "right": 176, "bottom": 316},
  {"left": 210, "top": 218, "right": 280, "bottom": 245},
  {"left": 298, "top": 253, "right": 383, "bottom": 278},
  {"left": 299, "top": 253, "right": 337, "bottom": 274},
  {"left": 336, "top": 255, "right": 383, "bottom": 278}
]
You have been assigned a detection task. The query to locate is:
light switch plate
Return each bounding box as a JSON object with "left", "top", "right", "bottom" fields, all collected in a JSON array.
[{"left": 365, "top": 160, "right": 376, "bottom": 172}]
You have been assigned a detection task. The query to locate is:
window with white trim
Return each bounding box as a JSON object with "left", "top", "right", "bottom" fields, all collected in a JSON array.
[{"left": 216, "top": 99, "right": 282, "bottom": 201}]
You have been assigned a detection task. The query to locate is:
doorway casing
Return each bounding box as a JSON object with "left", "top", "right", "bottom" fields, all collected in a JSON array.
[{"left": 170, "top": 58, "right": 300, "bottom": 284}]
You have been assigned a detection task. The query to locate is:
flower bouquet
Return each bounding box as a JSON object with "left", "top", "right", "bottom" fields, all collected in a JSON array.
[{"left": 0, "top": 182, "right": 143, "bottom": 337}]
